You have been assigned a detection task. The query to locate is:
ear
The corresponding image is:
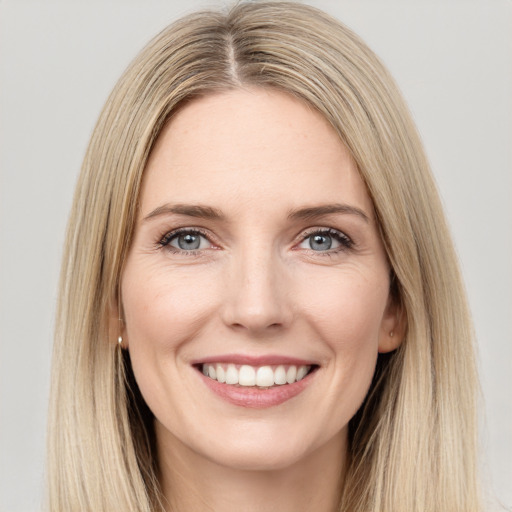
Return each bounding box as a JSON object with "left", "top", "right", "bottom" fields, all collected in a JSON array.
[
  {"left": 108, "top": 295, "right": 128, "bottom": 349},
  {"left": 378, "top": 294, "right": 406, "bottom": 353}
]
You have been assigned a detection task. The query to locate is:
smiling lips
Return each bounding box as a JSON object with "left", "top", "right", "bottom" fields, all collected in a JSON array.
[{"left": 196, "top": 357, "right": 318, "bottom": 408}]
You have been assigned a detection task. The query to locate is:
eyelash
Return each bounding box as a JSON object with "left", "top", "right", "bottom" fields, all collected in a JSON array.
[
  {"left": 299, "top": 227, "right": 354, "bottom": 254},
  {"left": 158, "top": 227, "right": 214, "bottom": 255},
  {"left": 157, "top": 227, "right": 354, "bottom": 255}
]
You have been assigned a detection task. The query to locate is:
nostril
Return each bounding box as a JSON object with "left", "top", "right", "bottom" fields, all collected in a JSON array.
[{"left": 228, "top": 321, "right": 284, "bottom": 334}]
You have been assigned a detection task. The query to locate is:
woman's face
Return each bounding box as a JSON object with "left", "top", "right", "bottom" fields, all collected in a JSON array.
[{"left": 121, "top": 88, "right": 400, "bottom": 471}]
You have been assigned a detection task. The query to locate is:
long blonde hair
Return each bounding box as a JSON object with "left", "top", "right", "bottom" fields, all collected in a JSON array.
[{"left": 48, "top": 2, "right": 480, "bottom": 510}]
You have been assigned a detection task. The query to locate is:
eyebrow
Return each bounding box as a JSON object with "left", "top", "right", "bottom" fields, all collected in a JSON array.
[
  {"left": 287, "top": 204, "right": 370, "bottom": 223},
  {"left": 143, "top": 202, "right": 370, "bottom": 224},
  {"left": 143, "top": 203, "right": 225, "bottom": 222}
]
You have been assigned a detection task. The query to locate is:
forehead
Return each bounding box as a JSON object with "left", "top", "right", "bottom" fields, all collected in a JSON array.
[{"left": 140, "top": 88, "right": 373, "bottom": 217}]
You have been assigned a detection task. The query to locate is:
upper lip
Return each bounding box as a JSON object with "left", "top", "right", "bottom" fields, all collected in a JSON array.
[{"left": 191, "top": 354, "right": 319, "bottom": 367}]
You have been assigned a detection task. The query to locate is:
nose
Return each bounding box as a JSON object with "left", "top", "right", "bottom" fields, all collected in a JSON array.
[{"left": 221, "top": 248, "right": 293, "bottom": 335}]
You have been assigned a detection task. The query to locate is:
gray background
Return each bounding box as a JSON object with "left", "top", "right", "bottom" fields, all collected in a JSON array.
[{"left": 1, "top": 1, "right": 510, "bottom": 510}]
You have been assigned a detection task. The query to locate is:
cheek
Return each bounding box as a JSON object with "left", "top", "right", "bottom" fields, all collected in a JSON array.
[
  {"left": 120, "top": 264, "right": 215, "bottom": 393},
  {"left": 299, "top": 267, "right": 388, "bottom": 406},
  {"left": 120, "top": 263, "right": 218, "bottom": 419},
  {"left": 122, "top": 262, "right": 219, "bottom": 351},
  {"left": 299, "top": 266, "right": 389, "bottom": 347}
]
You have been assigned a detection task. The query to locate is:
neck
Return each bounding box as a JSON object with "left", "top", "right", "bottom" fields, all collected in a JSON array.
[{"left": 157, "top": 426, "right": 346, "bottom": 512}]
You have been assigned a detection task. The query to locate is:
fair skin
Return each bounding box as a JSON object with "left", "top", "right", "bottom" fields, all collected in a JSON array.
[{"left": 121, "top": 88, "right": 402, "bottom": 512}]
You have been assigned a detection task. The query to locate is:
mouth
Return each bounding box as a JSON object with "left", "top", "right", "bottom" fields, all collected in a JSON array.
[
  {"left": 196, "top": 362, "right": 318, "bottom": 388},
  {"left": 193, "top": 358, "right": 319, "bottom": 408}
]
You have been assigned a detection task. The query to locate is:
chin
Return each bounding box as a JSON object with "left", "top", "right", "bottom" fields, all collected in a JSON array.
[
  {"left": 203, "top": 441, "right": 314, "bottom": 472},
  {"left": 182, "top": 418, "right": 348, "bottom": 473}
]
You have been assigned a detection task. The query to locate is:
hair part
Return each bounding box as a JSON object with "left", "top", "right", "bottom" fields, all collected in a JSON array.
[{"left": 48, "top": 2, "right": 480, "bottom": 511}]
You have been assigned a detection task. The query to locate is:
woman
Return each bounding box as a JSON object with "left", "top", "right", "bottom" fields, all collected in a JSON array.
[{"left": 47, "top": 2, "right": 481, "bottom": 511}]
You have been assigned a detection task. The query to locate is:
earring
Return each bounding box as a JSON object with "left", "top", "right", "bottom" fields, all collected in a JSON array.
[
  {"left": 117, "top": 335, "right": 123, "bottom": 346},
  {"left": 389, "top": 330, "right": 394, "bottom": 337}
]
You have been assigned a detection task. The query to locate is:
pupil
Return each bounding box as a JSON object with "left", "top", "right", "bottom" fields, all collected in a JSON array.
[
  {"left": 178, "top": 233, "right": 200, "bottom": 250},
  {"left": 310, "top": 234, "right": 332, "bottom": 251}
]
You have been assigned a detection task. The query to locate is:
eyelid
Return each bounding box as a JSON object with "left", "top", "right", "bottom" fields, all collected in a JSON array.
[
  {"left": 159, "top": 227, "right": 218, "bottom": 250},
  {"left": 295, "top": 227, "right": 354, "bottom": 251}
]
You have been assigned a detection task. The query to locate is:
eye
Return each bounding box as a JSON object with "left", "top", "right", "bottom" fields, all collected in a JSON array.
[
  {"left": 160, "top": 229, "right": 213, "bottom": 252},
  {"left": 298, "top": 229, "right": 352, "bottom": 252}
]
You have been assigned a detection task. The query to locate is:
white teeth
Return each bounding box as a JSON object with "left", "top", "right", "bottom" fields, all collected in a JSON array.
[
  {"left": 239, "top": 365, "right": 256, "bottom": 386},
  {"left": 296, "top": 365, "right": 308, "bottom": 381},
  {"left": 216, "top": 365, "right": 226, "bottom": 383},
  {"left": 225, "top": 364, "right": 238, "bottom": 385},
  {"left": 274, "top": 365, "right": 287, "bottom": 385},
  {"left": 201, "top": 363, "right": 312, "bottom": 387},
  {"left": 286, "top": 365, "right": 297, "bottom": 384},
  {"left": 256, "top": 366, "right": 274, "bottom": 387}
]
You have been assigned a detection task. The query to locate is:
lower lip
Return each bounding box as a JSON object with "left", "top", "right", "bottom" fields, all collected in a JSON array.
[{"left": 198, "top": 369, "right": 316, "bottom": 409}]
